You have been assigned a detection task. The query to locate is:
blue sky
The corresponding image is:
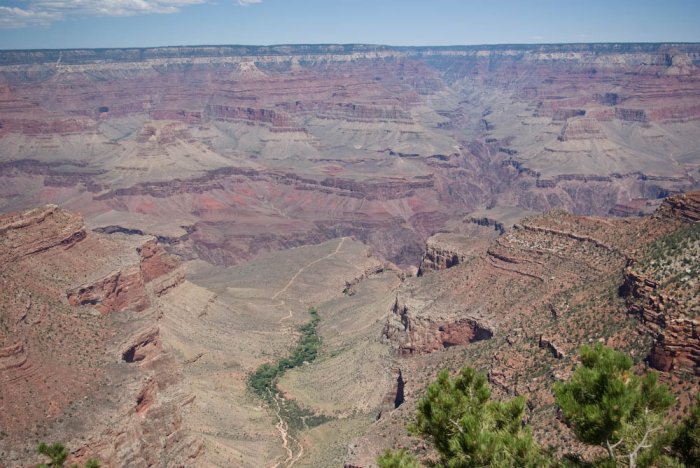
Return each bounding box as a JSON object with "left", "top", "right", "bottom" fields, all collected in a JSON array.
[{"left": 0, "top": 0, "right": 699, "bottom": 50}]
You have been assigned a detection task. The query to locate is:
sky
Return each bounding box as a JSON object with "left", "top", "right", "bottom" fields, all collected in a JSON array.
[{"left": 0, "top": 0, "right": 699, "bottom": 50}]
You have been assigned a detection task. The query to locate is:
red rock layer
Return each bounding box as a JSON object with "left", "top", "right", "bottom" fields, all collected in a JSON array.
[{"left": 0, "top": 206, "right": 199, "bottom": 466}]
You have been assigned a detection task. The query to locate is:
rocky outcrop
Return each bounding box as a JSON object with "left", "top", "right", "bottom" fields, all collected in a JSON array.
[
  {"left": 343, "top": 264, "right": 389, "bottom": 295},
  {"left": 66, "top": 237, "right": 183, "bottom": 313},
  {"left": 417, "top": 244, "right": 466, "bottom": 276},
  {"left": 609, "top": 198, "right": 652, "bottom": 217},
  {"left": 66, "top": 268, "right": 150, "bottom": 314},
  {"left": 656, "top": 191, "right": 700, "bottom": 222},
  {"left": 383, "top": 296, "right": 493, "bottom": 355},
  {"left": 623, "top": 191, "right": 700, "bottom": 375},
  {"left": 648, "top": 319, "right": 700, "bottom": 373},
  {"left": 623, "top": 269, "right": 671, "bottom": 329},
  {"left": 138, "top": 239, "right": 180, "bottom": 283},
  {"left": 624, "top": 267, "right": 699, "bottom": 375},
  {"left": 0, "top": 205, "right": 86, "bottom": 263},
  {"left": 121, "top": 327, "right": 162, "bottom": 365},
  {"left": 75, "top": 390, "right": 204, "bottom": 468},
  {"left": 376, "top": 368, "right": 405, "bottom": 419},
  {"left": 417, "top": 234, "right": 475, "bottom": 276},
  {"left": 135, "top": 379, "right": 159, "bottom": 415},
  {"left": 539, "top": 335, "right": 566, "bottom": 359}
]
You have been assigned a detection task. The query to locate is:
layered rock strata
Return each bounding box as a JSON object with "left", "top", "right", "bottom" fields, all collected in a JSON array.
[
  {"left": 0, "top": 206, "right": 198, "bottom": 466},
  {"left": 1, "top": 44, "right": 699, "bottom": 268}
]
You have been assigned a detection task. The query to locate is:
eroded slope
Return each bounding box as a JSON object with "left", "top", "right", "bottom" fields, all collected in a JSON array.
[{"left": 1, "top": 44, "right": 699, "bottom": 267}]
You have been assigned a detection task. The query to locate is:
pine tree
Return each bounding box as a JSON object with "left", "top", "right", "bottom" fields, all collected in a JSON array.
[
  {"left": 37, "top": 442, "right": 68, "bottom": 467},
  {"left": 671, "top": 392, "right": 700, "bottom": 465},
  {"left": 554, "top": 344, "right": 675, "bottom": 467},
  {"left": 377, "top": 448, "right": 421, "bottom": 468},
  {"left": 409, "top": 366, "right": 547, "bottom": 467},
  {"left": 35, "top": 441, "right": 100, "bottom": 468}
]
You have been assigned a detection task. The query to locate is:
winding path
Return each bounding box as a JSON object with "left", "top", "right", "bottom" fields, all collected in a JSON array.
[
  {"left": 269, "top": 237, "right": 347, "bottom": 467},
  {"left": 272, "top": 237, "right": 347, "bottom": 301}
]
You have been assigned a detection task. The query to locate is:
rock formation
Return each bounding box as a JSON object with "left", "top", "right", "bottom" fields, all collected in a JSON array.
[
  {"left": 1, "top": 43, "right": 698, "bottom": 268},
  {"left": 1, "top": 42, "right": 700, "bottom": 466},
  {"left": 350, "top": 193, "right": 700, "bottom": 466},
  {"left": 623, "top": 191, "right": 700, "bottom": 375},
  {"left": 0, "top": 206, "right": 198, "bottom": 466}
]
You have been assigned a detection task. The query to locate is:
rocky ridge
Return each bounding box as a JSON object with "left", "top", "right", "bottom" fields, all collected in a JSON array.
[
  {"left": 0, "top": 206, "right": 199, "bottom": 467},
  {"left": 349, "top": 193, "right": 699, "bottom": 466},
  {"left": 623, "top": 191, "right": 700, "bottom": 374}
]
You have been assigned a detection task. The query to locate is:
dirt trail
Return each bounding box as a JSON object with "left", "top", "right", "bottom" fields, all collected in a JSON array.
[
  {"left": 269, "top": 237, "right": 346, "bottom": 466},
  {"left": 273, "top": 237, "right": 347, "bottom": 323},
  {"left": 272, "top": 237, "right": 347, "bottom": 301},
  {"left": 269, "top": 390, "right": 294, "bottom": 468},
  {"left": 269, "top": 390, "right": 305, "bottom": 468}
]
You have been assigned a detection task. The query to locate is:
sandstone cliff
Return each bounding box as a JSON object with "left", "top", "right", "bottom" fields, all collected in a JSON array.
[
  {"left": 623, "top": 191, "right": 700, "bottom": 375},
  {"left": 0, "top": 206, "right": 198, "bottom": 467}
]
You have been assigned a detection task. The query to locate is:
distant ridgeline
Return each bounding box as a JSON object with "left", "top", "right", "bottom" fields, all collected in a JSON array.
[{"left": 1, "top": 42, "right": 699, "bottom": 66}]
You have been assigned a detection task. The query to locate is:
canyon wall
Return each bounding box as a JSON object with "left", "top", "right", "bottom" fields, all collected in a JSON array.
[
  {"left": 0, "top": 206, "right": 198, "bottom": 466},
  {"left": 0, "top": 43, "right": 698, "bottom": 267}
]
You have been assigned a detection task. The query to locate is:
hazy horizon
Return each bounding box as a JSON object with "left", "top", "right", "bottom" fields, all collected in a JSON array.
[{"left": 4, "top": 40, "right": 700, "bottom": 53}]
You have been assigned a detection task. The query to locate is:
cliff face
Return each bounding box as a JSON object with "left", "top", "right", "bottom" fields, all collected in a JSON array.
[
  {"left": 65, "top": 237, "right": 183, "bottom": 314},
  {"left": 66, "top": 268, "right": 150, "bottom": 313},
  {"left": 1, "top": 43, "right": 698, "bottom": 268},
  {"left": 0, "top": 206, "right": 198, "bottom": 467},
  {"left": 382, "top": 295, "right": 494, "bottom": 355},
  {"left": 656, "top": 191, "right": 700, "bottom": 222},
  {"left": 0, "top": 205, "right": 86, "bottom": 263},
  {"left": 623, "top": 191, "right": 700, "bottom": 375},
  {"left": 417, "top": 235, "right": 472, "bottom": 275},
  {"left": 352, "top": 193, "right": 700, "bottom": 466}
]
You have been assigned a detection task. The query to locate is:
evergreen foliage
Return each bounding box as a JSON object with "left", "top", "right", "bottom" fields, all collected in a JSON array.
[
  {"left": 671, "top": 393, "right": 700, "bottom": 465},
  {"left": 37, "top": 442, "right": 68, "bottom": 468},
  {"left": 409, "top": 366, "right": 547, "bottom": 467},
  {"left": 36, "top": 442, "right": 100, "bottom": 468},
  {"left": 378, "top": 344, "right": 694, "bottom": 468},
  {"left": 554, "top": 344, "right": 674, "bottom": 467},
  {"left": 377, "top": 448, "right": 421, "bottom": 468}
]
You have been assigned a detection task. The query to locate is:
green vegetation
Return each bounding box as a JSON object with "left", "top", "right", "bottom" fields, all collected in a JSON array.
[
  {"left": 249, "top": 307, "right": 321, "bottom": 398},
  {"left": 380, "top": 366, "right": 548, "bottom": 468},
  {"left": 671, "top": 393, "right": 700, "bottom": 466},
  {"left": 248, "top": 307, "right": 330, "bottom": 431},
  {"left": 554, "top": 344, "right": 674, "bottom": 467},
  {"left": 37, "top": 442, "right": 68, "bottom": 468},
  {"left": 639, "top": 222, "right": 700, "bottom": 296},
  {"left": 381, "top": 345, "right": 696, "bottom": 468},
  {"left": 36, "top": 442, "right": 100, "bottom": 468},
  {"left": 377, "top": 448, "right": 421, "bottom": 468}
]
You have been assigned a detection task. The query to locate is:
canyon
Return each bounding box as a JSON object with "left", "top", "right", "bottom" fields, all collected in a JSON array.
[
  {"left": 1, "top": 44, "right": 699, "bottom": 267},
  {"left": 0, "top": 43, "right": 699, "bottom": 466}
]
